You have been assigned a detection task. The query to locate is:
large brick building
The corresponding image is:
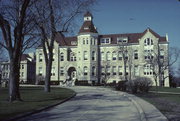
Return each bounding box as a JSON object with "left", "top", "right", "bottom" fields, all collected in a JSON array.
[{"left": 36, "top": 12, "right": 169, "bottom": 86}]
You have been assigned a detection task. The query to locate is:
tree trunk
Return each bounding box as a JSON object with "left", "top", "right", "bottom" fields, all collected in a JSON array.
[
  {"left": 9, "top": 59, "right": 22, "bottom": 102},
  {"left": 44, "top": 59, "right": 52, "bottom": 92}
]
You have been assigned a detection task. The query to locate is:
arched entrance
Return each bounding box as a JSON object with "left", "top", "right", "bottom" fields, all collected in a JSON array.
[{"left": 67, "top": 67, "right": 77, "bottom": 86}]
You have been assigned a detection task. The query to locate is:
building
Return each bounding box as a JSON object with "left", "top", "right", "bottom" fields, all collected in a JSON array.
[
  {"left": 36, "top": 12, "right": 169, "bottom": 87},
  {"left": 0, "top": 54, "right": 36, "bottom": 86}
]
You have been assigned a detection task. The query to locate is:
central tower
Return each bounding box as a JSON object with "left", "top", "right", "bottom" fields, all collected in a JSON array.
[{"left": 77, "top": 12, "right": 99, "bottom": 84}]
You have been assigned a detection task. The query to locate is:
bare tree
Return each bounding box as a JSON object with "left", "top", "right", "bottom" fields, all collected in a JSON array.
[
  {"left": 148, "top": 45, "right": 179, "bottom": 90},
  {"left": 117, "top": 41, "right": 129, "bottom": 82},
  {"left": 32, "top": 0, "right": 96, "bottom": 92},
  {"left": 0, "top": 0, "right": 38, "bottom": 102},
  {"left": 101, "top": 61, "right": 111, "bottom": 86}
]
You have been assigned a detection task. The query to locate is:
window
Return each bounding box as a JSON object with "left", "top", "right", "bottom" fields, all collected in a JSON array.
[
  {"left": 144, "top": 38, "right": 153, "bottom": 46},
  {"left": 52, "top": 53, "right": 55, "bottom": 61},
  {"left": 86, "top": 38, "right": 88, "bottom": 44},
  {"left": 51, "top": 67, "right": 55, "bottom": 76},
  {"left": 144, "top": 64, "right": 153, "bottom": 76},
  {"left": 21, "top": 72, "right": 24, "bottom": 77},
  {"left": 84, "top": 66, "right": 88, "bottom": 75},
  {"left": 101, "top": 52, "right": 105, "bottom": 61},
  {"left": 22, "top": 64, "right": 24, "bottom": 69},
  {"left": 134, "top": 65, "right": 139, "bottom": 76},
  {"left": 92, "top": 66, "right": 95, "bottom": 76},
  {"left": 39, "top": 67, "right": 42, "bottom": 76},
  {"left": 60, "top": 67, "right": 64, "bottom": 76},
  {"left": 134, "top": 50, "right": 138, "bottom": 59},
  {"left": 60, "top": 53, "right": 64, "bottom": 61},
  {"left": 106, "top": 51, "right": 111, "bottom": 61},
  {"left": 112, "top": 51, "right": 117, "bottom": 60},
  {"left": 117, "top": 37, "right": 128, "bottom": 43},
  {"left": 118, "top": 66, "right": 123, "bottom": 75},
  {"left": 92, "top": 51, "right": 95, "bottom": 61},
  {"left": 160, "top": 49, "right": 164, "bottom": 59},
  {"left": 39, "top": 53, "right": 43, "bottom": 62},
  {"left": 118, "top": 51, "right": 122, "bottom": 60},
  {"left": 112, "top": 66, "right": 117, "bottom": 75},
  {"left": 70, "top": 52, "right": 76, "bottom": 61},
  {"left": 84, "top": 51, "right": 88, "bottom": 60},
  {"left": 107, "top": 66, "right": 111, "bottom": 75},
  {"left": 144, "top": 49, "right": 153, "bottom": 60},
  {"left": 100, "top": 38, "right": 111, "bottom": 44},
  {"left": 101, "top": 66, "right": 105, "bottom": 75},
  {"left": 83, "top": 38, "right": 85, "bottom": 44}
]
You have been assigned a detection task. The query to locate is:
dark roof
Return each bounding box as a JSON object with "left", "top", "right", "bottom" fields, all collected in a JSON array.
[
  {"left": 79, "top": 21, "right": 98, "bottom": 34},
  {"left": 21, "top": 54, "right": 32, "bottom": 61},
  {"left": 55, "top": 28, "right": 167, "bottom": 46},
  {"left": 55, "top": 32, "right": 77, "bottom": 46},
  {"left": 99, "top": 33, "right": 143, "bottom": 44},
  {"left": 84, "top": 11, "right": 93, "bottom": 17}
]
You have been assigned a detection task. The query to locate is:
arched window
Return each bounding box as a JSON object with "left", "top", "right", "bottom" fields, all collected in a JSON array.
[
  {"left": 92, "top": 66, "right": 96, "bottom": 76},
  {"left": 92, "top": 51, "right": 95, "bottom": 61},
  {"left": 91, "top": 38, "right": 93, "bottom": 45},
  {"left": 60, "top": 52, "right": 64, "bottom": 61},
  {"left": 101, "top": 52, "right": 105, "bottom": 61},
  {"left": 86, "top": 38, "right": 88, "bottom": 44},
  {"left": 39, "top": 53, "right": 43, "bottom": 62},
  {"left": 84, "top": 66, "right": 88, "bottom": 75},
  {"left": 144, "top": 38, "right": 153, "bottom": 46},
  {"left": 112, "top": 51, "right": 117, "bottom": 60},
  {"left": 83, "top": 38, "right": 85, "bottom": 44},
  {"left": 107, "top": 51, "right": 111, "bottom": 61},
  {"left": 84, "top": 51, "right": 88, "bottom": 60}
]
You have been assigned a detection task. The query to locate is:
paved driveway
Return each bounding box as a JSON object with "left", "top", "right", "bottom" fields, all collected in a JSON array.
[{"left": 19, "top": 86, "right": 167, "bottom": 121}]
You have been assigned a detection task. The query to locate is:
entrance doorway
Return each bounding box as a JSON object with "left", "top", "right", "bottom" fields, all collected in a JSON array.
[{"left": 67, "top": 67, "right": 76, "bottom": 86}]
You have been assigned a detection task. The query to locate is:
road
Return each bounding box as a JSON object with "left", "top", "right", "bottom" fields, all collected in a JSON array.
[{"left": 19, "top": 86, "right": 167, "bottom": 121}]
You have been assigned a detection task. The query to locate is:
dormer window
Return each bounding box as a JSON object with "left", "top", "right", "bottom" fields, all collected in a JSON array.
[
  {"left": 101, "top": 38, "right": 111, "bottom": 44},
  {"left": 84, "top": 27, "right": 89, "bottom": 30},
  {"left": 117, "top": 37, "right": 128, "bottom": 43},
  {"left": 71, "top": 41, "right": 77, "bottom": 45}
]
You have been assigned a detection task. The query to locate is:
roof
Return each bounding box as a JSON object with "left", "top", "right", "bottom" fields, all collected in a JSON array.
[
  {"left": 57, "top": 28, "right": 167, "bottom": 46},
  {"left": 84, "top": 11, "right": 93, "bottom": 17},
  {"left": 78, "top": 21, "right": 98, "bottom": 34},
  {"left": 21, "top": 54, "right": 32, "bottom": 61}
]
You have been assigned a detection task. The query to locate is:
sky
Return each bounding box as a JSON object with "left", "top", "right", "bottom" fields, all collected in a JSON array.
[{"left": 82, "top": 0, "right": 180, "bottom": 49}]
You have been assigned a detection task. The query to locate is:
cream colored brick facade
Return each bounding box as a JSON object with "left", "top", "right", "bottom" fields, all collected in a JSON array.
[
  {"left": 0, "top": 54, "right": 36, "bottom": 86},
  {"left": 36, "top": 12, "right": 169, "bottom": 87}
]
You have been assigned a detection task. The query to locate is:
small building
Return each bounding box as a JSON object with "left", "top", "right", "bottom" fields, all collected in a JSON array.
[{"left": 0, "top": 54, "right": 36, "bottom": 86}]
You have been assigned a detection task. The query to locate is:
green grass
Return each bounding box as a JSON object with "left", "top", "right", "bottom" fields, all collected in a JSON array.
[
  {"left": 135, "top": 87, "right": 180, "bottom": 120},
  {"left": 150, "top": 86, "right": 180, "bottom": 93},
  {"left": 0, "top": 87, "right": 75, "bottom": 120}
]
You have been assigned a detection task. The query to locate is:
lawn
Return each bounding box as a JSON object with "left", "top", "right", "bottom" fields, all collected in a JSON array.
[
  {"left": 136, "top": 87, "right": 180, "bottom": 120},
  {"left": 150, "top": 86, "right": 180, "bottom": 93},
  {"left": 0, "top": 87, "right": 75, "bottom": 121}
]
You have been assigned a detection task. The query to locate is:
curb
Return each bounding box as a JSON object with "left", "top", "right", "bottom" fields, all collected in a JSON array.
[
  {"left": 123, "top": 93, "right": 147, "bottom": 121},
  {"left": 4, "top": 92, "right": 77, "bottom": 121}
]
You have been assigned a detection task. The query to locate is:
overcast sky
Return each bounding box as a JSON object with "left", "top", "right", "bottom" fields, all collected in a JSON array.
[{"left": 85, "top": 0, "right": 180, "bottom": 49}]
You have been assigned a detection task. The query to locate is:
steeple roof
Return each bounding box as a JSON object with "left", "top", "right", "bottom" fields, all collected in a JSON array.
[
  {"left": 84, "top": 11, "right": 93, "bottom": 17},
  {"left": 78, "top": 12, "right": 98, "bottom": 34}
]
